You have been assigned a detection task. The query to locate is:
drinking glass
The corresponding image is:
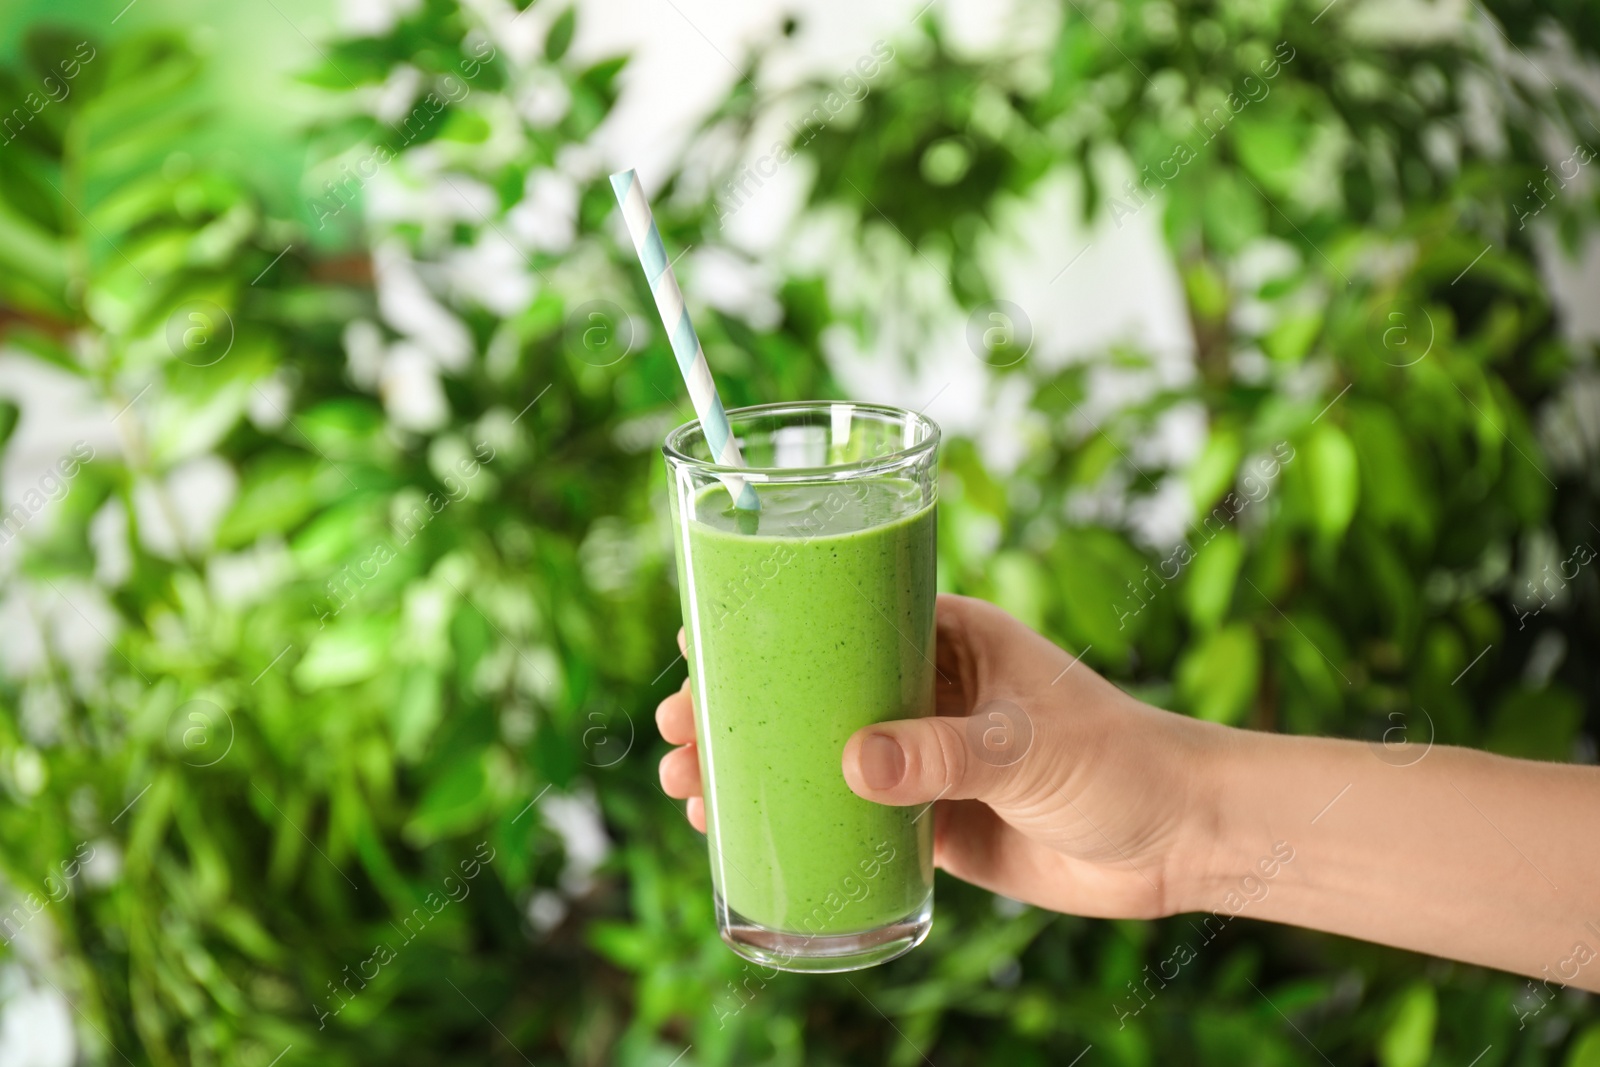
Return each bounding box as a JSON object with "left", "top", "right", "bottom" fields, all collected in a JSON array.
[{"left": 663, "top": 401, "right": 940, "bottom": 972}]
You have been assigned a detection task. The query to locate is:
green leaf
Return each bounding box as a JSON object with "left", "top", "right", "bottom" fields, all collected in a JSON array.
[
  {"left": 1377, "top": 982, "right": 1436, "bottom": 1067},
  {"left": 403, "top": 748, "right": 514, "bottom": 845},
  {"left": 294, "top": 616, "right": 395, "bottom": 689},
  {"left": 390, "top": 665, "right": 444, "bottom": 761},
  {"left": 990, "top": 549, "right": 1049, "bottom": 632},
  {"left": 216, "top": 457, "right": 321, "bottom": 548},
  {"left": 1263, "top": 308, "right": 1322, "bottom": 363},
  {"left": 1304, "top": 423, "right": 1359, "bottom": 543},
  {"left": 148, "top": 362, "right": 256, "bottom": 465},
  {"left": 588, "top": 919, "right": 653, "bottom": 970},
  {"left": 1189, "top": 427, "right": 1242, "bottom": 512},
  {"left": 545, "top": 8, "right": 576, "bottom": 62},
  {"left": 1347, "top": 403, "right": 1430, "bottom": 543},
  {"left": 1485, "top": 686, "right": 1582, "bottom": 761},
  {"left": 438, "top": 108, "right": 491, "bottom": 143},
  {"left": 1233, "top": 108, "right": 1308, "bottom": 197},
  {"left": 1200, "top": 170, "right": 1265, "bottom": 254},
  {"left": 1051, "top": 526, "right": 1154, "bottom": 658},
  {"left": 1567, "top": 1023, "right": 1600, "bottom": 1067},
  {"left": 0, "top": 400, "right": 18, "bottom": 450},
  {"left": 1176, "top": 621, "right": 1259, "bottom": 724},
  {"left": 1183, "top": 529, "right": 1243, "bottom": 631}
]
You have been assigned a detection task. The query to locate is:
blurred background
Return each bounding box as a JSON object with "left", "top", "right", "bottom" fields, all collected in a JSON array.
[{"left": 1, "top": 0, "right": 1598, "bottom": 1062}]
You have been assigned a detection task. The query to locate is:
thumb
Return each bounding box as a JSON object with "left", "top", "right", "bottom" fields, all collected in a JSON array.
[{"left": 842, "top": 714, "right": 1027, "bottom": 807}]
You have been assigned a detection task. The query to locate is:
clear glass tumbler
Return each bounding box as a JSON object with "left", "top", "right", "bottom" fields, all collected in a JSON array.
[{"left": 663, "top": 401, "right": 940, "bottom": 972}]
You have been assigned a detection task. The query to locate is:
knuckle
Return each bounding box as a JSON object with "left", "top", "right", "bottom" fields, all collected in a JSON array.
[{"left": 924, "top": 717, "right": 971, "bottom": 795}]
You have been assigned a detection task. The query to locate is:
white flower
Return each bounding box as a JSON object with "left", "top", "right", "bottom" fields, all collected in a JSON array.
[
  {"left": 207, "top": 537, "right": 293, "bottom": 609},
  {"left": 525, "top": 889, "right": 568, "bottom": 937},
  {"left": 338, "top": 0, "right": 420, "bottom": 38},
  {"left": 687, "top": 246, "right": 781, "bottom": 330},
  {"left": 517, "top": 69, "right": 571, "bottom": 129},
  {"left": 443, "top": 237, "right": 535, "bottom": 316},
  {"left": 373, "top": 241, "right": 473, "bottom": 373},
  {"left": 80, "top": 840, "right": 121, "bottom": 888},
  {"left": 89, "top": 498, "right": 131, "bottom": 588},
  {"left": 372, "top": 63, "right": 424, "bottom": 125},
  {"left": 508, "top": 170, "right": 576, "bottom": 254},
  {"left": 539, "top": 786, "right": 611, "bottom": 896},
  {"left": 344, "top": 319, "right": 387, "bottom": 391},
  {"left": 19, "top": 684, "right": 65, "bottom": 746},
  {"left": 0, "top": 979, "right": 75, "bottom": 1067},
  {"left": 43, "top": 578, "right": 121, "bottom": 679},
  {"left": 380, "top": 343, "right": 450, "bottom": 432},
  {"left": 246, "top": 373, "right": 292, "bottom": 431},
  {"left": 0, "top": 588, "right": 48, "bottom": 678},
  {"left": 131, "top": 455, "right": 238, "bottom": 559}
]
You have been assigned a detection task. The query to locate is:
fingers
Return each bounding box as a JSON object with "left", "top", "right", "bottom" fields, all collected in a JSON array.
[
  {"left": 657, "top": 660, "right": 703, "bottom": 829},
  {"left": 658, "top": 743, "right": 701, "bottom": 798},
  {"left": 677, "top": 627, "right": 687, "bottom": 656},
  {"left": 932, "top": 799, "right": 1038, "bottom": 892},
  {"left": 655, "top": 678, "right": 695, "bottom": 745},
  {"left": 842, "top": 715, "right": 1024, "bottom": 807}
]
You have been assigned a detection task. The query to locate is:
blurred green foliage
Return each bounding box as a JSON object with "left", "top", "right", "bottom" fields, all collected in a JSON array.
[{"left": 0, "top": 0, "right": 1597, "bottom": 1064}]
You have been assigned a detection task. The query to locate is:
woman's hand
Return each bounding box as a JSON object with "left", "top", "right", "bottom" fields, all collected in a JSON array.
[{"left": 656, "top": 593, "right": 1600, "bottom": 988}]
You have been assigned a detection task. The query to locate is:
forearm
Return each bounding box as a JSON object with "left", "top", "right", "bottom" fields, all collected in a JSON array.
[{"left": 1176, "top": 726, "right": 1600, "bottom": 991}]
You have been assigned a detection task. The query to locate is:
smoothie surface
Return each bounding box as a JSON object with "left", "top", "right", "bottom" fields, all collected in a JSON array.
[{"left": 691, "top": 477, "right": 926, "bottom": 538}]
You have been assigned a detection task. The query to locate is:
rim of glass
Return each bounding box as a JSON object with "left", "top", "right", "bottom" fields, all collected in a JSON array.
[{"left": 662, "top": 401, "right": 941, "bottom": 479}]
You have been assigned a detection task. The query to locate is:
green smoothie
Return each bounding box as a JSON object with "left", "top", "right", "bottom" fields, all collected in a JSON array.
[{"left": 675, "top": 478, "right": 936, "bottom": 937}]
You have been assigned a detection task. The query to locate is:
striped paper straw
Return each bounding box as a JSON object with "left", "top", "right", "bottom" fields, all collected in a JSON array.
[{"left": 610, "top": 168, "right": 760, "bottom": 511}]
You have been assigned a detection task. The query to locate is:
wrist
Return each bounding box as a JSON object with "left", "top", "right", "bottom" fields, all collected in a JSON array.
[{"left": 1158, "top": 717, "right": 1274, "bottom": 917}]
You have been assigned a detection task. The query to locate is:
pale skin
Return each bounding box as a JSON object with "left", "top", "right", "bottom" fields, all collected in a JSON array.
[{"left": 656, "top": 594, "right": 1600, "bottom": 993}]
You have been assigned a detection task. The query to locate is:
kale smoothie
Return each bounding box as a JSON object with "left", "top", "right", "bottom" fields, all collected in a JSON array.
[{"left": 674, "top": 478, "right": 936, "bottom": 941}]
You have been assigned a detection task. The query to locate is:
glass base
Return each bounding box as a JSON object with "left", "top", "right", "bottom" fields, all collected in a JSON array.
[{"left": 717, "top": 893, "right": 933, "bottom": 973}]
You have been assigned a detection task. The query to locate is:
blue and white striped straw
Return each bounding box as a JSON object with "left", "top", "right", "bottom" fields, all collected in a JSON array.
[{"left": 610, "top": 168, "right": 760, "bottom": 511}]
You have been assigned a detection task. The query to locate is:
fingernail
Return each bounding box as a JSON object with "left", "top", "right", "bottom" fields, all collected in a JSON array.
[{"left": 860, "top": 733, "right": 905, "bottom": 790}]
